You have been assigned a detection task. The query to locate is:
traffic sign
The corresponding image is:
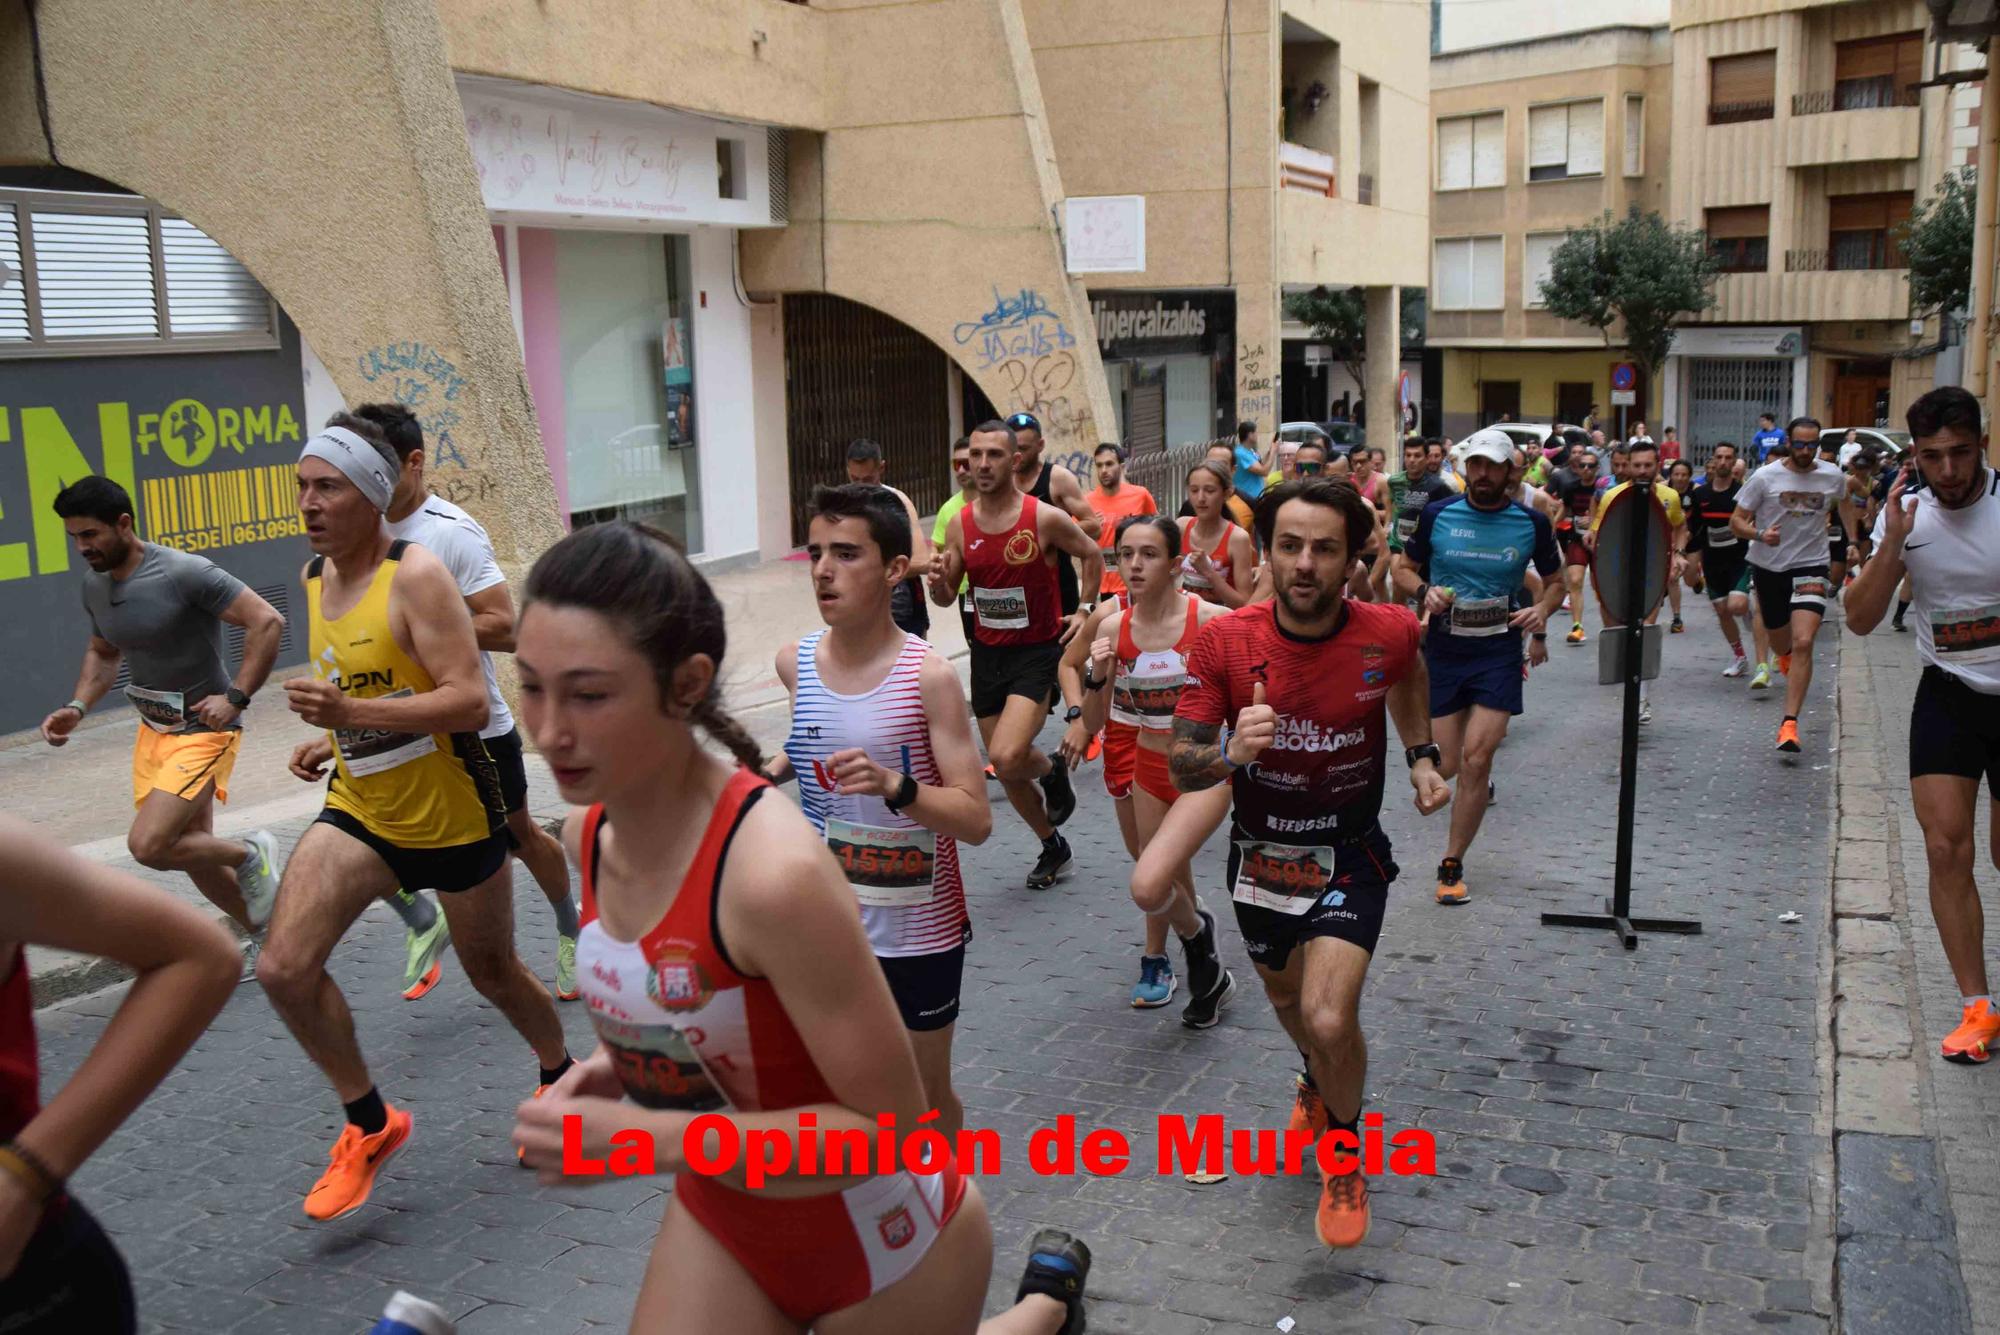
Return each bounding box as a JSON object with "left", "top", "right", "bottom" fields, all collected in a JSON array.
[
  {"left": 1610, "top": 362, "right": 1638, "bottom": 392},
  {"left": 1589, "top": 484, "right": 1672, "bottom": 627}
]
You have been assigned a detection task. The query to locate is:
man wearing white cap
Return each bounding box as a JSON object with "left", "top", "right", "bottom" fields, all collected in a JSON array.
[
  {"left": 1393, "top": 429, "right": 1564, "bottom": 905},
  {"left": 260, "top": 413, "right": 571, "bottom": 1223}
]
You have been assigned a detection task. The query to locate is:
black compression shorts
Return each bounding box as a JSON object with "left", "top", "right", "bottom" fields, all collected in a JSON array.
[
  {"left": 1227, "top": 823, "right": 1398, "bottom": 969},
  {"left": 1910, "top": 666, "right": 2000, "bottom": 794}
]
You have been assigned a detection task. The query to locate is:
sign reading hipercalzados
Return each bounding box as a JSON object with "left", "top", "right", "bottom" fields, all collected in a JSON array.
[
  {"left": 0, "top": 315, "right": 312, "bottom": 733},
  {"left": 1090, "top": 289, "right": 1234, "bottom": 358}
]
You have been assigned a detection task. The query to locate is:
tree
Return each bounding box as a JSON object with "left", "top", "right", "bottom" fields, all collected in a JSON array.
[
  {"left": 1283, "top": 286, "right": 1428, "bottom": 393},
  {"left": 1899, "top": 168, "right": 1974, "bottom": 318},
  {"left": 1539, "top": 208, "right": 1718, "bottom": 389}
]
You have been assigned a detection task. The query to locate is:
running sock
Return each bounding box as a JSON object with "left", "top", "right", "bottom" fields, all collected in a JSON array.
[
  {"left": 1964, "top": 995, "right": 1995, "bottom": 1009},
  {"left": 1041, "top": 832, "right": 1064, "bottom": 852},
  {"left": 1784, "top": 714, "right": 1798, "bottom": 724},
  {"left": 1894, "top": 599, "right": 1911, "bottom": 622},
  {"left": 344, "top": 1086, "right": 389, "bottom": 1136},
  {"left": 552, "top": 893, "right": 580, "bottom": 939},
  {"left": 1298, "top": 1053, "right": 1318, "bottom": 1090},
  {"left": 539, "top": 1056, "right": 575, "bottom": 1089},
  {"left": 1730, "top": 642, "right": 1746, "bottom": 658},
  {"left": 387, "top": 890, "right": 437, "bottom": 933}
]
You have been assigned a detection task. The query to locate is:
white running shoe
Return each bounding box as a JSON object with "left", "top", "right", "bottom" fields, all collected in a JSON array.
[
  {"left": 1722, "top": 656, "right": 1747, "bottom": 678},
  {"left": 239, "top": 830, "right": 281, "bottom": 930},
  {"left": 1638, "top": 699, "right": 1653, "bottom": 725}
]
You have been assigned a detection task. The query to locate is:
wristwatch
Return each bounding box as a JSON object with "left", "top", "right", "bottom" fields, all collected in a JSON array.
[
  {"left": 62, "top": 698, "right": 88, "bottom": 717},
  {"left": 883, "top": 772, "right": 920, "bottom": 812},
  {"left": 1063, "top": 705, "right": 1085, "bottom": 723},
  {"left": 1082, "top": 668, "right": 1106, "bottom": 692},
  {"left": 225, "top": 686, "right": 252, "bottom": 709},
  {"left": 1405, "top": 743, "right": 1442, "bottom": 768}
]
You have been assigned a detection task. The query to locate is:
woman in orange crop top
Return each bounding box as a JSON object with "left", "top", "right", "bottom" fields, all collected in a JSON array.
[{"left": 510, "top": 521, "right": 1092, "bottom": 1335}]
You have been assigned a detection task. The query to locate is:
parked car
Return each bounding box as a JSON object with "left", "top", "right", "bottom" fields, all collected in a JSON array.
[
  {"left": 1827, "top": 427, "right": 1910, "bottom": 467},
  {"left": 1485, "top": 422, "right": 1557, "bottom": 450}
]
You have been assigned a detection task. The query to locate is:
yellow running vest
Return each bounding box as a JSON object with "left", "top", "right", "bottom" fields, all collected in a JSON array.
[{"left": 307, "top": 541, "right": 503, "bottom": 849}]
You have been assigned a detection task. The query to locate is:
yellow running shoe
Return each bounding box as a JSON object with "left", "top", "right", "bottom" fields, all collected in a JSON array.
[
  {"left": 1566, "top": 623, "right": 1586, "bottom": 645},
  {"left": 1942, "top": 998, "right": 2000, "bottom": 1064},
  {"left": 304, "top": 1106, "right": 412, "bottom": 1221}
]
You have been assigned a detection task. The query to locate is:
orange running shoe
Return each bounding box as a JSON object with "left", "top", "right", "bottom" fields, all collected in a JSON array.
[
  {"left": 1777, "top": 652, "right": 1792, "bottom": 676},
  {"left": 305, "top": 1106, "right": 412, "bottom": 1221},
  {"left": 1435, "top": 857, "right": 1469, "bottom": 906},
  {"left": 1316, "top": 1169, "right": 1371, "bottom": 1248},
  {"left": 1084, "top": 732, "right": 1104, "bottom": 763},
  {"left": 401, "top": 962, "right": 443, "bottom": 1002},
  {"left": 1286, "top": 1077, "right": 1329, "bottom": 1141},
  {"left": 518, "top": 1085, "right": 550, "bottom": 1166},
  {"left": 1776, "top": 719, "right": 1801, "bottom": 753},
  {"left": 1942, "top": 998, "right": 2000, "bottom": 1064}
]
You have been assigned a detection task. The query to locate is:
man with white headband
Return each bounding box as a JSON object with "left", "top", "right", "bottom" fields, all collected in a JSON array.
[{"left": 261, "top": 413, "right": 572, "bottom": 1223}]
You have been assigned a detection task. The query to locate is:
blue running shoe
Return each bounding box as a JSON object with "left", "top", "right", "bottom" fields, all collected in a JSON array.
[{"left": 1130, "top": 954, "right": 1177, "bottom": 1008}]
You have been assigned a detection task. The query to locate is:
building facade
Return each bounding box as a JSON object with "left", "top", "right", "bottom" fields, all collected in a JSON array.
[
  {"left": 1662, "top": 0, "right": 1972, "bottom": 456},
  {"left": 1428, "top": 25, "right": 1673, "bottom": 438}
]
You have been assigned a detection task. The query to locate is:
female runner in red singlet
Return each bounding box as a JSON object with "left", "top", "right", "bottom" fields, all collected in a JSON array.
[
  {"left": 1179, "top": 464, "right": 1255, "bottom": 608},
  {"left": 510, "top": 522, "right": 1090, "bottom": 1335},
  {"left": 0, "top": 816, "right": 238, "bottom": 1333}
]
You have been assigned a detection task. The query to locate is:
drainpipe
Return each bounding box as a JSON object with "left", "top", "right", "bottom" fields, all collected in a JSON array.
[{"left": 1964, "top": 57, "right": 2000, "bottom": 398}]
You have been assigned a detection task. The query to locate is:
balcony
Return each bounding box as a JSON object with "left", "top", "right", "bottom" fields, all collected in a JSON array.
[
  {"left": 1785, "top": 246, "right": 1904, "bottom": 273},
  {"left": 1784, "top": 87, "right": 1920, "bottom": 166},
  {"left": 1708, "top": 100, "right": 1775, "bottom": 125},
  {"left": 1704, "top": 267, "right": 1909, "bottom": 322},
  {"left": 1280, "top": 141, "right": 1337, "bottom": 197}
]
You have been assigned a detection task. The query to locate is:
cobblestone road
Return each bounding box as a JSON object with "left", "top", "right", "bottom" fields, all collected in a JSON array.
[{"left": 28, "top": 604, "right": 1840, "bottom": 1334}]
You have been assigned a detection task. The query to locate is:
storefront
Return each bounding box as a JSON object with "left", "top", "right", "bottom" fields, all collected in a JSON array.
[
  {"left": 1663, "top": 326, "right": 1807, "bottom": 465},
  {"left": 1090, "top": 289, "right": 1235, "bottom": 454},
  {"left": 0, "top": 182, "right": 312, "bottom": 734},
  {"left": 459, "top": 76, "right": 783, "bottom": 559}
]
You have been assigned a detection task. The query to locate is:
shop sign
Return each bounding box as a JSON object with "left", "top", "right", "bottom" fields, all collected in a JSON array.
[
  {"left": 1669, "top": 326, "right": 1806, "bottom": 358},
  {"left": 1090, "top": 289, "right": 1234, "bottom": 358}
]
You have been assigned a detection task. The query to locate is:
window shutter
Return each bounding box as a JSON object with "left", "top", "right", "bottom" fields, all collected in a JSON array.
[
  {"left": 1472, "top": 114, "right": 1505, "bottom": 187},
  {"left": 0, "top": 205, "right": 26, "bottom": 342},
  {"left": 1829, "top": 195, "right": 1889, "bottom": 231},
  {"left": 161, "top": 218, "right": 271, "bottom": 337},
  {"left": 1711, "top": 51, "right": 1776, "bottom": 107},
  {"left": 1706, "top": 206, "right": 1770, "bottom": 239},
  {"left": 30, "top": 210, "right": 158, "bottom": 338},
  {"left": 1528, "top": 106, "right": 1568, "bottom": 168},
  {"left": 1435, "top": 239, "right": 1470, "bottom": 310},
  {"left": 1567, "top": 101, "right": 1605, "bottom": 176},
  {"left": 1623, "top": 96, "right": 1644, "bottom": 176},
  {"left": 1438, "top": 117, "right": 1473, "bottom": 191},
  {"left": 1471, "top": 236, "right": 1505, "bottom": 309},
  {"left": 1525, "top": 233, "right": 1564, "bottom": 306},
  {"left": 1835, "top": 36, "right": 1898, "bottom": 82},
  {"left": 1893, "top": 34, "right": 1923, "bottom": 96}
]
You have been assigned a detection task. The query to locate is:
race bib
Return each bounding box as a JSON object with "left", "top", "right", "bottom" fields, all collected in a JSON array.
[
  {"left": 332, "top": 688, "right": 438, "bottom": 776},
  {"left": 1395, "top": 515, "right": 1419, "bottom": 543},
  {"left": 1705, "top": 525, "right": 1741, "bottom": 548},
  {"left": 124, "top": 684, "right": 187, "bottom": 734},
  {"left": 1448, "top": 595, "right": 1510, "bottom": 637},
  {"left": 1791, "top": 575, "right": 1831, "bottom": 605},
  {"left": 1101, "top": 548, "right": 1118, "bottom": 571},
  {"left": 972, "top": 585, "right": 1029, "bottom": 631},
  {"left": 1931, "top": 602, "right": 2000, "bottom": 663},
  {"left": 827, "top": 818, "right": 937, "bottom": 908},
  {"left": 1180, "top": 558, "right": 1213, "bottom": 591},
  {"left": 603, "top": 1026, "right": 728, "bottom": 1113},
  {"left": 1232, "top": 840, "right": 1333, "bottom": 915}
]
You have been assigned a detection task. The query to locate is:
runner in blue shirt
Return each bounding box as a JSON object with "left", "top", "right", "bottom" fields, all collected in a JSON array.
[
  {"left": 1232, "top": 420, "right": 1270, "bottom": 502},
  {"left": 1751, "top": 413, "right": 1787, "bottom": 465},
  {"left": 1393, "top": 429, "right": 1564, "bottom": 907}
]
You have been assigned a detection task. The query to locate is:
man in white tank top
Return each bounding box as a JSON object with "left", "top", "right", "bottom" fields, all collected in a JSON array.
[{"left": 767, "top": 484, "right": 993, "bottom": 1136}]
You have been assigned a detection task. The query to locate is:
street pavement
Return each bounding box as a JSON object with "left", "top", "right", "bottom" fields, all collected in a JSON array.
[{"left": 21, "top": 593, "right": 1860, "bottom": 1333}]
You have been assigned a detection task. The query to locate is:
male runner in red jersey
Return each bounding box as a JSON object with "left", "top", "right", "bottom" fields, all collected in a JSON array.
[{"left": 1134, "top": 478, "right": 1451, "bottom": 1250}]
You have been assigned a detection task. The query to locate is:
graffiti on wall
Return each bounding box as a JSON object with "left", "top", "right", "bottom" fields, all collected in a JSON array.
[
  {"left": 1237, "top": 341, "right": 1273, "bottom": 426},
  {"left": 956, "top": 287, "right": 1095, "bottom": 456},
  {"left": 356, "top": 342, "right": 488, "bottom": 506}
]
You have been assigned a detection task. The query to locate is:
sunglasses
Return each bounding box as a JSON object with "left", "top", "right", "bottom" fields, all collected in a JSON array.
[{"left": 1298, "top": 460, "right": 1326, "bottom": 475}]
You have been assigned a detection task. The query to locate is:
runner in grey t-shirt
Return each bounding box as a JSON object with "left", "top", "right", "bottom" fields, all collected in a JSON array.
[{"left": 43, "top": 475, "right": 288, "bottom": 930}]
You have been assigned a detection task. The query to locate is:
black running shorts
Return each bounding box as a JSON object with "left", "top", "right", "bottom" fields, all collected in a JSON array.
[
  {"left": 484, "top": 726, "right": 530, "bottom": 815},
  {"left": 968, "top": 638, "right": 1063, "bottom": 719},
  {"left": 1227, "top": 822, "right": 1397, "bottom": 969},
  {"left": 1702, "top": 545, "right": 1748, "bottom": 604},
  {"left": 314, "top": 808, "right": 509, "bottom": 894},
  {"left": 1910, "top": 666, "right": 2000, "bottom": 794},
  {"left": 1751, "top": 563, "right": 1832, "bottom": 630},
  {"left": 877, "top": 931, "right": 971, "bottom": 1032}
]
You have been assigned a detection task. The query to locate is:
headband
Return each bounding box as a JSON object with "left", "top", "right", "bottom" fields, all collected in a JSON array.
[{"left": 300, "top": 426, "right": 398, "bottom": 511}]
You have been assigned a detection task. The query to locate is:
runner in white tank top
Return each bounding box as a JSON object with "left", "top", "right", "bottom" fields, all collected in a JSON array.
[{"left": 769, "top": 484, "right": 994, "bottom": 1139}]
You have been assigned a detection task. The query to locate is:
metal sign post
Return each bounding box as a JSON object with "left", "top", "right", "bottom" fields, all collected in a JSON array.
[{"left": 1541, "top": 485, "right": 1704, "bottom": 950}]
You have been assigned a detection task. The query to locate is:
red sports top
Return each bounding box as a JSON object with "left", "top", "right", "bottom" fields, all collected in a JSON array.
[
  {"left": 961, "top": 494, "right": 1062, "bottom": 647},
  {"left": 1178, "top": 517, "right": 1237, "bottom": 604},
  {"left": 0, "top": 947, "right": 35, "bottom": 1141},
  {"left": 1177, "top": 598, "right": 1421, "bottom": 841}
]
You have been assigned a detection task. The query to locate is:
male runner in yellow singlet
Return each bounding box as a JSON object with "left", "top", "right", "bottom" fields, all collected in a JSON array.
[{"left": 262, "top": 416, "right": 572, "bottom": 1221}]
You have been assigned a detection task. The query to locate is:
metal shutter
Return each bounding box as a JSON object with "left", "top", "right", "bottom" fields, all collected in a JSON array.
[
  {"left": 1437, "top": 117, "right": 1472, "bottom": 191},
  {"left": 1435, "top": 239, "right": 1470, "bottom": 311},
  {"left": 1472, "top": 114, "right": 1505, "bottom": 187},
  {"left": 1470, "top": 237, "right": 1504, "bottom": 310},
  {"left": 1624, "top": 97, "right": 1644, "bottom": 176},
  {"left": 0, "top": 204, "right": 25, "bottom": 341},
  {"left": 1528, "top": 106, "right": 1568, "bottom": 169},
  {"left": 1711, "top": 52, "right": 1777, "bottom": 108},
  {"left": 1524, "top": 233, "right": 1564, "bottom": 307},
  {"left": 1567, "top": 102, "right": 1604, "bottom": 176},
  {"left": 30, "top": 210, "right": 158, "bottom": 338},
  {"left": 161, "top": 218, "right": 271, "bottom": 336}
]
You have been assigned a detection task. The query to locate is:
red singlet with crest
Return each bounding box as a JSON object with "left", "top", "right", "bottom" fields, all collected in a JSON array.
[{"left": 960, "top": 494, "right": 1062, "bottom": 647}]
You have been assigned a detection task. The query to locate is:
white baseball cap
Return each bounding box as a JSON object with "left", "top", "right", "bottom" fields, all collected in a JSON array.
[{"left": 1458, "top": 428, "right": 1515, "bottom": 465}]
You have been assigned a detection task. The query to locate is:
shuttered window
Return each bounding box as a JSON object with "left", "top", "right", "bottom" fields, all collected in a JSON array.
[
  {"left": 1624, "top": 96, "right": 1645, "bottom": 176},
  {"left": 1524, "top": 232, "right": 1567, "bottom": 307},
  {"left": 1434, "top": 236, "right": 1504, "bottom": 310},
  {"left": 0, "top": 205, "right": 27, "bottom": 342},
  {"left": 1828, "top": 191, "right": 1915, "bottom": 268},
  {"left": 1528, "top": 100, "right": 1604, "bottom": 181},
  {"left": 1706, "top": 205, "right": 1770, "bottom": 272},
  {"left": 1710, "top": 51, "right": 1777, "bottom": 123},
  {"left": 1437, "top": 112, "right": 1504, "bottom": 190},
  {"left": 1833, "top": 32, "right": 1923, "bottom": 109},
  {"left": 0, "top": 189, "right": 277, "bottom": 358}
]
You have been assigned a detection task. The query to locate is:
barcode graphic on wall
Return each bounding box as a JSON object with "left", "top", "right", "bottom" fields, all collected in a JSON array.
[{"left": 143, "top": 463, "right": 305, "bottom": 551}]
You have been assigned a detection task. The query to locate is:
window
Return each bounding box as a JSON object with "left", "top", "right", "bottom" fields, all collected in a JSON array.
[
  {"left": 1710, "top": 51, "right": 1777, "bottom": 124},
  {"left": 1833, "top": 32, "right": 1923, "bottom": 110},
  {"left": 0, "top": 190, "right": 276, "bottom": 356},
  {"left": 1433, "top": 235, "right": 1504, "bottom": 311},
  {"left": 716, "top": 138, "right": 746, "bottom": 201},
  {"left": 1706, "top": 205, "right": 1770, "bottom": 273},
  {"left": 1358, "top": 79, "right": 1381, "bottom": 205},
  {"left": 1624, "top": 96, "right": 1645, "bottom": 176},
  {"left": 1437, "top": 112, "right": 1504, "bottom": 191},
  {"left": 1528, "top": 100, "right": 1604, "bottom": 181},
  {"left": 1828, "top": 192, "right": 1914, "bottom": 269},
  {"left": 1524, "top": 232, "right": 1567, "bottom": 307}
]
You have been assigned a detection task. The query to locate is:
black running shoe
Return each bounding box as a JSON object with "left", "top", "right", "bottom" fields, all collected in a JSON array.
[
  {"left": 1040, "top": 752, "right": 1077, "bottom": 827},
  {"left": 1179, "top": 908, "right": 1222, "bottom": 1000},
  {"left": 1182, "top": 967, "right": 1237, "bottom": 1031},
  {"left": 1027, "top": 835, "right": 1072, "bottom": 889},
  {"left": 1892, "top": 617, "right": 1908, "bottom": 633},
  {"left": 1016, "top": 1228, "right": 1092, "bottom": 1335}
]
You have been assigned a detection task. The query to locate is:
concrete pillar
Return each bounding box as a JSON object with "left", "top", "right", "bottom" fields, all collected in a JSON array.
[
  {"left": 1365, "top": 285, "right": 1400, "bottom": 443},
  {"left": 1235, "top": 285, "right": 1279, "bottom": 445}
]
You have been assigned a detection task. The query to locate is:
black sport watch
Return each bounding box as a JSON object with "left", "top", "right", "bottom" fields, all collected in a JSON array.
[
  {"left": 1405, "top": 743, "right": 1442, "bottom": 769},
  {"left": 225, "top": 686, "right": 252, "bottom": 709},
  {"left": 1063, "top": 705, "right": 1085, "bottom": 723},
  {"left": 883, "top": 772, "right": 920, "bottom": 811}
]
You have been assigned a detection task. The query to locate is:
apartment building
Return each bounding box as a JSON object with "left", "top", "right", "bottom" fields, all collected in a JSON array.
[
  {"left": 1428, "top": 25, "right": 1673, "bottom": 438},
  {"left": 1662, "top": 0, "right": 1971, "bottom": 453}
]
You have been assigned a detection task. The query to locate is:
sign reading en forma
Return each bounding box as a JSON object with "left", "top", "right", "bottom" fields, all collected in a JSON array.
[
  {"left": 0, "top": 316, "right": 311, "bottom": 733},
  {"left": 458, "top": 75, "right": 783, "bottom": 232}
]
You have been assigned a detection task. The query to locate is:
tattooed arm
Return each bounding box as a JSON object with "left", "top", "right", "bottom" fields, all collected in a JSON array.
[{"left": 1169, "top": 716, "right": 1231, "bottom": 793}]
